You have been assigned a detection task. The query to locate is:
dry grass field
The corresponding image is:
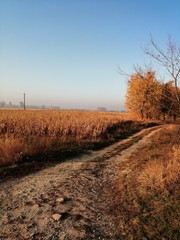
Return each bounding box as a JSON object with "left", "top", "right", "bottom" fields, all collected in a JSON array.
[
  {"left": 0, "top": 110, "right": 179, "bottom": 239},
  {"left": 0, "top": 109, "right": 145, "bottom": 164}
]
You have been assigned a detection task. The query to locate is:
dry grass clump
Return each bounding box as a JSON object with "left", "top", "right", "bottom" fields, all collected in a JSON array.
[
  {"left": 138, "top": 144, "right": 180, "bottom": 192},
  {"left": 0, "top": 135, "right": 69, "bottom": 164},
  {"left": 0, "top": 136, "right": 25, "bottom": 163},
  {"left": 0, "top": 109, "right": 140, "bottom": 164}
]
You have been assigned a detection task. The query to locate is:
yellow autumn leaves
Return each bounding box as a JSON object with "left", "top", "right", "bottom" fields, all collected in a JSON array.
[{"left": 126, "top": 69, "right": 179, "bottom": 120}]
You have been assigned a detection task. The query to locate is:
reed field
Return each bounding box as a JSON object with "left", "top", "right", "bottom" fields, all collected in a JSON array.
[{"left": 0, "top": 109, "right": 144, "bottom": 164}]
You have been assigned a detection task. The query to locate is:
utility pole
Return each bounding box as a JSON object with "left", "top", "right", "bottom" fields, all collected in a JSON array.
[{"left": 23, "top": 92, "right": 26, "bottom": 110}]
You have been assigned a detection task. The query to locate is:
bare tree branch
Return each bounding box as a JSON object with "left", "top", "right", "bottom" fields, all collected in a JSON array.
[
  {"left": 143, "top": 35, "right": 180, "bottom": 106},
  {"left": 117, "top": 66, "right": 131, "bottom": 77}
]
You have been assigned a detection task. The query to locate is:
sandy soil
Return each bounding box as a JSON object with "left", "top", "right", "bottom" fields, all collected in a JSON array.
[{"left": 0, "top": 125, "right": 165, "bottom": 240}]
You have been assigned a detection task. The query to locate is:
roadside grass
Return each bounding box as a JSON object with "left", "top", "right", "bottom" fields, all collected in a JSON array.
[{"left": 109, "top": 125, "right": 180, "bottom": 240}]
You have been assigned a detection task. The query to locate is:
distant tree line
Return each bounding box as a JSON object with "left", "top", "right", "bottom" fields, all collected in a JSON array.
[{"left": 0, "top": 101, "right": 61, "bottom": 110}]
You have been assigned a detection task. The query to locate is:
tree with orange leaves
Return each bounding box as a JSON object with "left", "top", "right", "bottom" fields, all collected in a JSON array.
[{"left": 126, "top": 68, "right": 162, "bottom": 119}]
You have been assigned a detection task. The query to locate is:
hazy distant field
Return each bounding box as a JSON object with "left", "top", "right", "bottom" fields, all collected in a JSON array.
[{"left": 0, "top": 109, "right": 144, "bottom": 164}]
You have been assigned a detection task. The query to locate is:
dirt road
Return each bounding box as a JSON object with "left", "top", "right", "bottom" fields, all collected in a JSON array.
[{"left": 0, "top": 125, "right": 165, "bottom": 240}]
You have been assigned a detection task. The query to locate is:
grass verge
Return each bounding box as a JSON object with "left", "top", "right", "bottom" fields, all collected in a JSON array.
[{"left": 108, "top": 124, "right": 180, "bottom": 240}]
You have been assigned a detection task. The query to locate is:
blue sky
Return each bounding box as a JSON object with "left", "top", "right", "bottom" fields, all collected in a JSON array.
[{"left": 0, "top": 0, "right": 179, "bottom": 110}]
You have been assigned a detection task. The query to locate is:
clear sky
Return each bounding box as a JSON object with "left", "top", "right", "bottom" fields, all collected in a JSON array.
[{"left": 0, "top": 0, "right": 179, "bottom": 110}]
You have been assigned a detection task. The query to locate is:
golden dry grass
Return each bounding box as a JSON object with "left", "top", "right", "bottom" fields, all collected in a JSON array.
[
  {"left": 138, "top": 144, "right": 180, "bottom": 193},
  {"left": 109, "top": 125, "right": 180, "bottom": 239},
  {"left": 0, "top": 109, "right": 130, "bottom": 138},
  {"left": 0, "top": 109, "right": 140, "bottom": 164}
]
